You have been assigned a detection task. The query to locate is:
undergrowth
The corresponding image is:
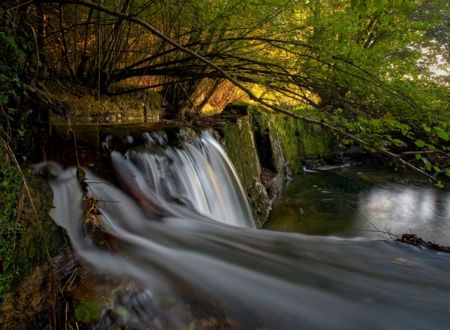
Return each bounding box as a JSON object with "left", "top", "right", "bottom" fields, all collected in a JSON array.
[{"left": 0, "top": 144, "right": 22, "bottom": 295}]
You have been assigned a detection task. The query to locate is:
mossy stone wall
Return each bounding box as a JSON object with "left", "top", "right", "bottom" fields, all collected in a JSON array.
[
  {"left": 267, "top": 111, "right": 336, "bottom": 175},
  {"left": 221, "top": 117, "right": 269, "bottom": 227},
  {"left": 220, "top": 107, "right": 338, "bottom": 227}
]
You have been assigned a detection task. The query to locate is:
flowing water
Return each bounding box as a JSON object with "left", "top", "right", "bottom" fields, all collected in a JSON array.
[{"left": 42, "top": 131, "right": 450, "bottom": 329}]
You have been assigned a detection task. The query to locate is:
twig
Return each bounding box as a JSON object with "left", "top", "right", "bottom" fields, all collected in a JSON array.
[
  {"left": 0, "top": 0, "right": 34, "bottom": 14},
  {"left": 396, "top": 233, "right": 450, "bottom": 253},
  {"left": 400, "top": 150, "right": 449, "bottom": 157},
  {"left": 0, "top": 136, "right": 42, "bottom": 229}
]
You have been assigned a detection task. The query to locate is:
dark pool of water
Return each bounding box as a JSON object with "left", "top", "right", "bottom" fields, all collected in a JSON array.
[{"left": 264, "top": 166, "right": 450, "bottom": 245}]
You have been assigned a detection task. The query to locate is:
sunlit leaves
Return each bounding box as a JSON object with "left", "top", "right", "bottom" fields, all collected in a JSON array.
[
  {"left": 434, "top": 126, "right": 449, "bottom": 141},
  {"left": 415, "top": 139, "right": 426, "bottom": 148},
  {"left": 392, "top": 138, "right": 406, "bottom": 148}
]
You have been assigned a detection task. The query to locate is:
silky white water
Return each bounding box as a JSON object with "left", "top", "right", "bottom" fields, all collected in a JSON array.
[{"left": 44, "top": 131, "right": 450, "bottom": 329}]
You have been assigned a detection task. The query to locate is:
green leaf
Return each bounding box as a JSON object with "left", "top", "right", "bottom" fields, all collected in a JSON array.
[
  {"left": 414, "top": 139, "right": 426, "bottom": 148},
  {"left": 0, "top": 93, "right": 7, "bottom": 104},
  {"left": 445, "top": 168, "right": 450, "bottom": 177},
  {"left": 2, "top": 34, "right": 17, "bottom": 49},
  {"left": 426, "top": 144, "right": 436, "bottom": 151},
  {"left": 434, "top": 127, "right": 449, "bottom": 141},
  {"left": 16, "top": 49, "right": 26, "bottom": 62},
  {"left": 435, "top": 180, "right": 444, "bottom": 189},
  {"left": 74, "top": 301, "right": 103, "bottom": 324},
  {"left": 371, "top": 0, "right": 386, "bottom": 10},
  {"left": 422, "top": 125, "right": 432, "bottom": 133},
  {"left": 392, "top": 138, "right": 406, "bottom": 147},
  {"left": 421, "top": 157, "right": 432, "bottom": 171}
]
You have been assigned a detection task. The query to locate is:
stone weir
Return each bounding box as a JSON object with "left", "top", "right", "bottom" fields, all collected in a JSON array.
[
  {"left": 0, "top": 104, "right": 345, "bottom": 328},
  {"left": 48, "top": 104, "right": 342, "bottom": 227}
]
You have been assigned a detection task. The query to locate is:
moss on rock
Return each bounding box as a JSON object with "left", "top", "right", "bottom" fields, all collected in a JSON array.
[
  {"left": 221, "top": 116, "right": 269, "bottom": 227},
  {"left": 267, "top": 111, "right": 336, "bottom": 175},
  {"left": 220, "top": 106, "right": 339, "bottom": 226}
]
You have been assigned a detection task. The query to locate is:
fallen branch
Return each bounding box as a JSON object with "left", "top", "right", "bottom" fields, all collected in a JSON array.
[
  {"left": 396, "top": 234, "right": 450, "bottom": 253},
  {"left": 65, "top": 127, "right": 118, "bottom": 251}
]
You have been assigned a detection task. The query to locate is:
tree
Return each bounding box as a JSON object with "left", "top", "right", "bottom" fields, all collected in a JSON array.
[{"left": 1, "top": 0, "right": 448, "bottom": 179}]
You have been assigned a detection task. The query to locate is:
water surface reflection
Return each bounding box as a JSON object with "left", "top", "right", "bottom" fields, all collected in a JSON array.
[{"left": 266, "top": 168, "right": 450, "bottom": 244}]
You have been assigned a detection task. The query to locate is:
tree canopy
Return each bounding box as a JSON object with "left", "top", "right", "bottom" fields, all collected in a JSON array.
[{"left": 0, "top": 0, "right": 449, "bottom": 180}]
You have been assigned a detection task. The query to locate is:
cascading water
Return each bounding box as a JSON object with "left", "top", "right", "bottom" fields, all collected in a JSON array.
[
  {"left": 122, "top": 131, "right": 254, "bottom": 227},
  {"left": 44, "top": 131, "right": 450, "bottom": 329}
]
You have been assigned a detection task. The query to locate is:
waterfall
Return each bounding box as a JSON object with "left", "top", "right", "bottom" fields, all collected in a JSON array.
[
  {"left": 122, "top": 131, "right": 254, "bottom": 228},
  {"left": 44, "top": 131, "right": 450, "bottom": 329}
]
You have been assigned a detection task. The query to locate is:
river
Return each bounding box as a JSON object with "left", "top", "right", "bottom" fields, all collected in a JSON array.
[
  {"left": 265, "top": 166, "right": 450, "bottom": 245},
  {"left": 43, "top": 130, "right": 450, "bottom": 329}
]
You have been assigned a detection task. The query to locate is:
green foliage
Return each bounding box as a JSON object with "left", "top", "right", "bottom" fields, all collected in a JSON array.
[
  {"left": 322, "top": 106, "right": 450, "bottom": 183},
  {"left": 0, "top": 145, "right": 65, "bottom": 296},
  {"left": 412, "top": 124, "right": 450, "bottom": 181},
  {"left": 30, "top": 0, "right": 448, "bottom": 123},
  {"left": 0, "top": 147, "right": 22, "bottom": 295},
  {"left": 435, "top": 127, "right": 449, "bottom": 141},
  {"left": 0, "top": 26, "right": 36, "bottom": 154},
  {"left": 1, "top": 0, "right": 447, "bottom": 184},
  {"left": 415, "top": 139, "right": 426, "bottom": 148},
  {"left": 0, "top": 30, "right": 25, "bottom": 110}
]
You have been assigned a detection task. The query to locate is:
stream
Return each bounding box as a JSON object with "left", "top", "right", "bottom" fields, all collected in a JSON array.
[
  {"left": 265, "top": 166, "right": 450, "bottom": 245},
  {"left": 43, "top": 130, "right": 450, "bottom": 329}
]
